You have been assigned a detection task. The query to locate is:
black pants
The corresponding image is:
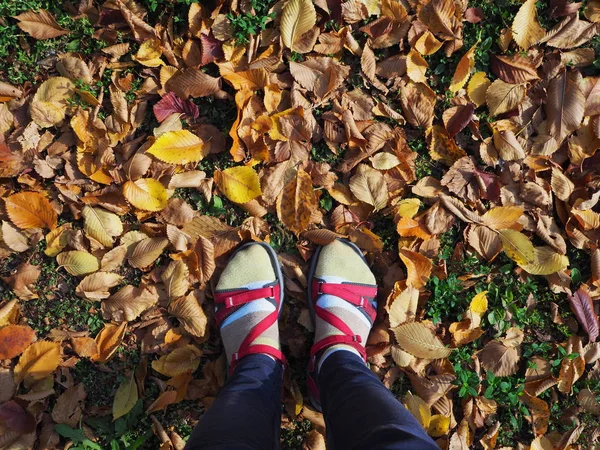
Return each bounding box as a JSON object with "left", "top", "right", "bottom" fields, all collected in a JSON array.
[{"left": 185, "top": 351, "right": 438, "bottom": 450}]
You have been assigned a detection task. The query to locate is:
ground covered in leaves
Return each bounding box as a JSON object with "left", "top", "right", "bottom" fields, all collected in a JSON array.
[{"left": 0, "top": 0, "right": 600, "bottom": 448}]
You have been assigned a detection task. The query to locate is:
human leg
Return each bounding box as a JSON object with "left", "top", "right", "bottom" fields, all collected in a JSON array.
[
  {"left": 307, "top": 240, "right": 438, "bottom": 450},
  {"left": 185, "top": 354, "right": 283, "bottom": 450},
  {"left": 185, "top": 243, "right": 285, "bottom": 450}
]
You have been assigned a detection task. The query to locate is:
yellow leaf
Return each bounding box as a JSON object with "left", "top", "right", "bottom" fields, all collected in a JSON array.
[
  {"left": 5, "top": 191, "right": 57, "bottom": 230},
  {"left": 113, "top": 373, "right": 138, "bottom": 420},
  {"left": 467, "top": 71, "right": 491, "bottom": 107},
  {"left": 498, "top": 229, "right": 535, "bottom": 266},
  {"left": 93, "top": 322, "right": 127, "bottom": 363},
  {"left": 29, "top": 77, "right": 74, "bottom": 128},
  {"left": 123, "top": 178, "right": 168, "bottom": 211},
  {"left": 404, "top": 393, "right": 431, "bottom": 428},
  {"left": 45, "top": 223, "right": 72, "bottom": 256},
  {"left": 134, "top": 38, "right": 164, "bottom": 67},
  {"left": 521, "top": 247, "right": 569, "bottom": 275},
  {"left": 406, "top": 49, "right": 428, "bottom": 84},
  {"left": 82, "top": 206, "right": 123, "bottom": 247},
  {"left": 396, "top": 198, "right": 421, "bottom": 219},
  {"left": 14, "top": 340, "right": 60, "bottom": 384},
  {"left": 215, "top": 166, "right": 262, "bottom": 204},
  {"left": 414, "top": 31, "right": 443, "bottom": 55},
  {"left": 530, "top": 436, "right": 554, "bottom": 450},
  {"left": 481, "top": 206, "right": 523, "bottom": 230},
  {"left": 56, "top": 250, "right": 100, "bottom": 276},
  {"left": 449, "top": 44, "right": 476, "bottom": 93},
  {"left": 428, "top": 415, "right": 451, "bottom": 437},
  {"left": 426, "top": 125, "right": 467, "bottom": 166},
  {"left": 151, "top": 345, "right": 202, "bottom": 377},
  {"left": 146, "top": 130, "right": 208, "bottom": 165},
  {"left": 280, "top": 0, "right": 317, "bottom": 52},
  {"left": 512, "top": 0, "right": 545, "bottom": 50},
  {"left": 470, "top": 291, "right": 488, "bottom": 315},
  {"left": 370, "top": 152, "right": 401, "bottom": 170},
  {"left": 393, "top": 321, "right": 452, "bottom": 359},
  {"left": 399, "top": 249, "right": 432, "bottom": 289},
  {"left": 388, "top": 286, "right": 419, "bottom": 328}
]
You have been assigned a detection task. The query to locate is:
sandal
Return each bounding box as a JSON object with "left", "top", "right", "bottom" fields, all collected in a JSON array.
[
  {"left": 306, "top": 239, "right": 377, "bottom": 411},
  {"left": 213, "top": 242, "right": 286, "bottom": 375}
]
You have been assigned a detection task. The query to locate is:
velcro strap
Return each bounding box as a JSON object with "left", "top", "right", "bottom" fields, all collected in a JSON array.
[
  {"left": 214, "top": 284, "right": 280, "bottom": 308},
  {"left": 308, "top": 334, "right": 367, "bottom": 372}
]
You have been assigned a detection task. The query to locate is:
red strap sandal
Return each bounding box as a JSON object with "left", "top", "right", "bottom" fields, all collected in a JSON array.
[
  {"left": 306, "top": 240, "right": 377, "bottom": 411},
  {"left": 213, "top": 243, "right": 287, "bottom": 376}
]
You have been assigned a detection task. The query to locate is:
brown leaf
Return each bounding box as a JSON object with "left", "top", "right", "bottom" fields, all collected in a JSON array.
[
  {"left": 490, "top": 54, "right": 540, "bottom": 84},
  {"left": 166, "top": 68, "right": 223, "bottom": 99},
  {"left": 277, "top": 169, "right": 318, "bottom": 234},
  {"left": 193, "top": 235, "right": 216, "bottom": 285},
  {"left": 400, "top": 81, "right": 436, "bottom": 128},
  {"left": 92, "top": 322, "right": 127, "bottom": 363},
  {"left": 14, "top": 9, "right": 69, "bottom": 39},
  {"left": 567, "top": 286, "right": 599, "bottom": 342},
  {"left": 51, "top": 384, "right": 86, "bottom": 427},
  {"left": 442, "top": 104, "right": 475, "bottom": 138},
  {"left": 478, "top": 327, "right": 523, "bottom": 376},
  {"left": 546, "top": 69, "right": 585, "bottom": 141},
  {"left": 168, "top": 291, "right": 208, "bottom": 338}
]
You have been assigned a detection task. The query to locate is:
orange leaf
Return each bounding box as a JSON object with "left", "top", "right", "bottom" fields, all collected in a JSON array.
[
  {"left": 5, "top": 191, "right": 57, "bottom": 230},
  {"left": 0, "top": 325, "right": 36, "bottom": 359},
  {"left": 399, "top": 249, "right": 432, "bottom": 289}
]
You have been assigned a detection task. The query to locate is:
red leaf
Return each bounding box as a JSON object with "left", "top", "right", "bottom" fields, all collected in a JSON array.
[
  {"left": 568, "top": 287, "right": 599, "bottom": 342},
  {"left": 0, "top": 400, "right": 36, "bottom": 434},
  {"left": 549, "top": 0, "right": 581, "bottom": 18},
  {"left": 200, "top": 32, "right": 224, "bottom": 66},
  {"left": 464, "top": 7, "right": 484, "bottom": 23},
  {"left": 153, "top": 92, "right": 200, "bottom": 123},
  {"left": 443, "top": 103, "right": 475, "bottom": 138}
]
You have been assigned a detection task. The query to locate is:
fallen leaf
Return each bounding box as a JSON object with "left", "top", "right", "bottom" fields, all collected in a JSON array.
[
  {"left": 152, "top": 344, "right": 202, "bottom": 377},
  {"left": 147, "top": 130, "right": 208, "bottom": 165},
  {"left": 5, "top": 191, "right": 58, "bottom": 230},
  {"left": 393, "top": 322, "right": 452, "bottom": 359},
  {"left": 113, "top": 373, "right": 139, "bottom": 420},
  {"left": 215, "top": 166, "right": 262, "bottom": 204},
  {"left": 14, "top": 9, "right": 69, "bottom": 40},
  {"left": 56, "top": 251, "right": 100, "bottom": 276},
  {"left": 512, "top": 0, "right": 546, "bottom": 49},
  {"left": 14, "top": 340, "right": 60, "bottom": 384},
  {"left": 0, "top": 325, "right": 36, "bottom": 359}
]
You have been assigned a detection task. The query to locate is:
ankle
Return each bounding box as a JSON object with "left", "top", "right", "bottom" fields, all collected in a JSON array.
[{"left": 316, "top": 344, "right": 362, "bottom": 372}]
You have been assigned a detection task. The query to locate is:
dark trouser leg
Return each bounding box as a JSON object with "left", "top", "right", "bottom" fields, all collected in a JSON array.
[
  {"left": 318, "top": 351, "right": 439, "bottom": 450},
  {"left": 185, "top": 354, "right": 283, "bottom": 450}
]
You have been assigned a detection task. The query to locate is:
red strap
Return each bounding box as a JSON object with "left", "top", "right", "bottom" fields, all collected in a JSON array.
[
  {"left": 308, "top": 333, "right": 367, "bottom": 372},
  {"left": 311, "top": 280, "right": 377, "bottom": 321},
  {"left": 214, "top": 284, "right": 281, "bottom": 325},
  {"left": 214, "top": 284, "right": 285, "bottom": 374},
  {"left": 230, "top": 344, "right": 286, "bottom": 375},
  {"left": 308, "top": 278, "right": 376, "bottom": 372}
]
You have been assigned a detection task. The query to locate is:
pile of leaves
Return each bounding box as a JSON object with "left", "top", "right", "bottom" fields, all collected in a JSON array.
[{"left": 0, "top": 0, "right": 600, "bottom": 448}]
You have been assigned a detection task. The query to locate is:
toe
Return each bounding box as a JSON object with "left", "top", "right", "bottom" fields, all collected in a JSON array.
[
  {"left": 314, "top": 240, "right": 375, "bottom": 285},
  {"left": 217, "top": 244, "right": 276, "bottom": 290}
]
